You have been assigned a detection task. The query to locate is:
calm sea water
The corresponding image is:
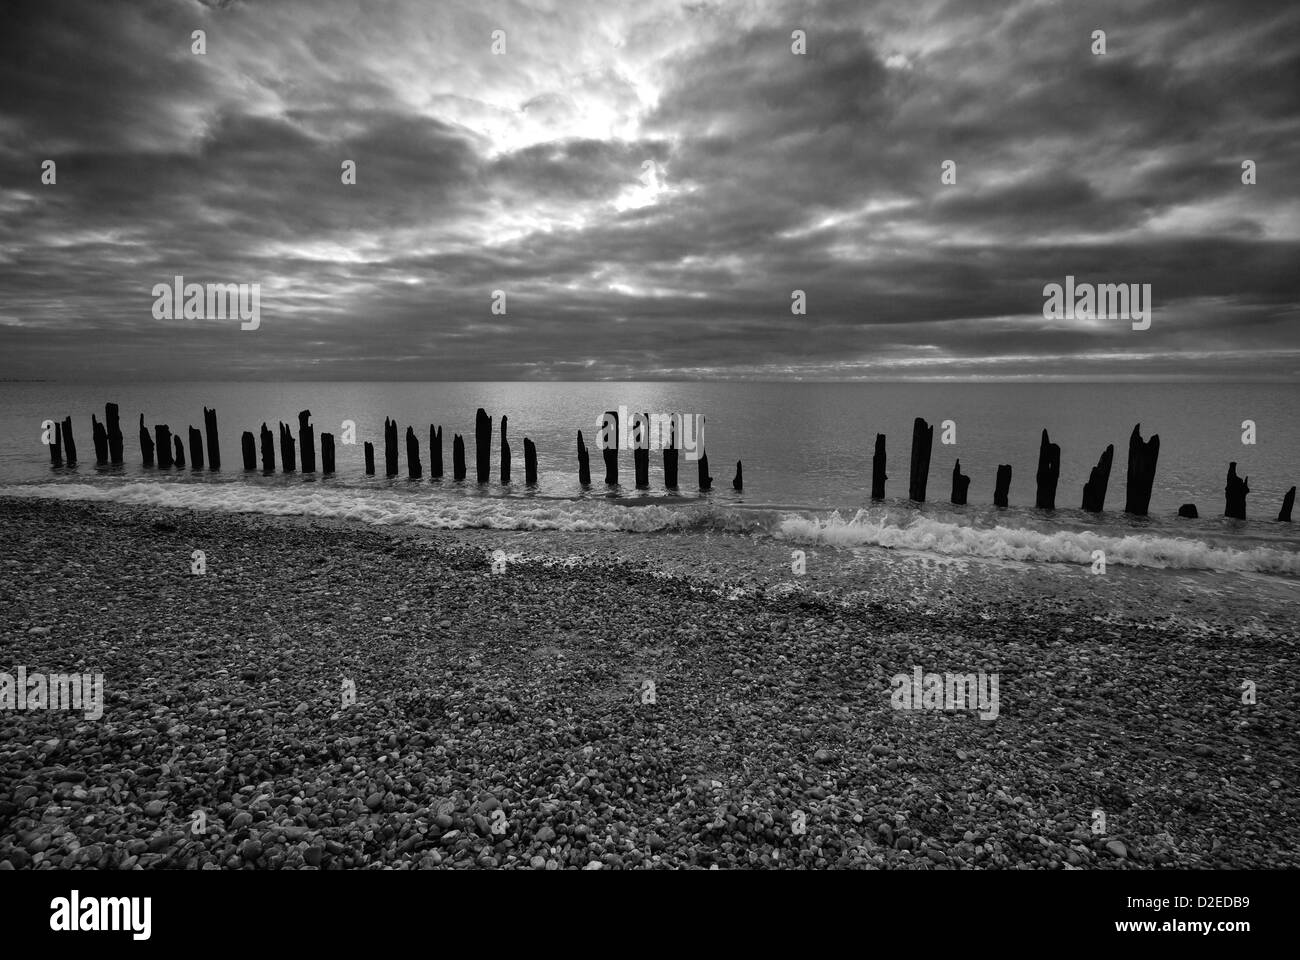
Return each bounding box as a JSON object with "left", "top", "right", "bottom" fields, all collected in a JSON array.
[{"left": 3, "top": 381, "right": 1299, "bottom": 573}]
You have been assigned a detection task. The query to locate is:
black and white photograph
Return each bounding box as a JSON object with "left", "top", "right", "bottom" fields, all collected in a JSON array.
[{"left": 0, "top": 0, "right": 1295, "bottom": 940}]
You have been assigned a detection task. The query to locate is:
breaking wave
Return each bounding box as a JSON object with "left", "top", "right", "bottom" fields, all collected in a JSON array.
[{"left": 3, "top": 481, "right": 1298, "bottom": 576}]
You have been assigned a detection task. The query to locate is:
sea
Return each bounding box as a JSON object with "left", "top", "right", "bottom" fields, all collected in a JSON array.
[{"left": 2, "top": 381, "right": 1299, "bottom": 577}]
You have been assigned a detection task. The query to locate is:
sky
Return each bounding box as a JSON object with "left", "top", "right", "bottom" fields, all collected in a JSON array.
[{"left": 1, "top": 0, "right": 1298, "bottom": 381}]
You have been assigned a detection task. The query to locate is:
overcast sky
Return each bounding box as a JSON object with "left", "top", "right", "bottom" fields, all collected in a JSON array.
[{"left": 1, "top": 0, "right": 1297, "bottom": 381}]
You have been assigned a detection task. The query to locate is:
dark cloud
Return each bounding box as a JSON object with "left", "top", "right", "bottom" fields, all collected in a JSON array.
[{"left": 0, "top": 0, "right": 1297, "bottom": 380}]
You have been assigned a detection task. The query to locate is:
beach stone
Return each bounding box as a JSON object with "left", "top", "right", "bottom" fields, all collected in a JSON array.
[
  {"left": 535, "top": 825, "right": 556, "bottom": 843},
  {"left": 1106, "top": 840, "right": 1127, "bottom": 859},
  {"left": 144, "top": 800, "right": 166, "bottom": 817},
  {"left": 241, "top": 838, "right": 263, "bottom": 861},
  {"left": 304, "top": 846, "right": 324, "bottom": 867}
]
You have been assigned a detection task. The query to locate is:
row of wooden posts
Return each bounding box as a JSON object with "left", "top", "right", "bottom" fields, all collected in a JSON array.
[
  {"left": 46, "top": 405, "right": 744, "bottom": 492},
  {"left": 46, "top": 405, "right": 1296, "bottom": 520}
]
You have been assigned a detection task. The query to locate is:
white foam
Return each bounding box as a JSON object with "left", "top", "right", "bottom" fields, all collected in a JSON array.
[
  {"left": 5, "top": 481, "right": 1298, "bottom": 576},
  {"left": 776, "top": 511, "right": 1300, "bottom": 575}
]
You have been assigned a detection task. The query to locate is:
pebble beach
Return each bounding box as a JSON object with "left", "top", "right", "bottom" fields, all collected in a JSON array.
[{"left": 1, "top": 495, "right": 1296, "bottom": 870}]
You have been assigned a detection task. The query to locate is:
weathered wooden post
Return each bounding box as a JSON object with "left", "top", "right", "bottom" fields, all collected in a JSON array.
[
  {"left": 1123, "top": 424, "right": 1159, "bottom": 516},
  {"left": 500, "top": 416, "right": 511, "bottom": 484},
  {"left": 406, "top": 426, "right": 422, "bottom": 479},
  {"left": 59, "top": 417, "right": 76, "bottom": 465},
  {"left": 994, "top": 465, "right": 1012, "bottom": 508},
  {"left": 602, "top": 410, "right": 618, "bottom": 485},
  {"left": 106, "top": 403, "right": 124, "bottom": 464},
  {"left": 633, "top": 413, "right": 650, "bottom": 489},
  {"left": 241, "top": 431, "right": 256, "bottom": 470},
  {"left": 92, "top": 414, "right": 108, "bottom": 465},
  {"left": 139, "top": 414, "right": 155, "bottom": 466},
  {"left": 663, "top": 417, "right": 679, "bottom": 489},
  {"left": 1081, "top": 444, "right": 1114, "bottom": 512},
  {"left": 733, "top": 461, "right": 743, "bottom": 491},
  {"left": 430, "top": 426, "right": 443, "bottom": 479},
  {"left": 48, "top": 421, "right": 63, "bottom": 466},
  {"left": 524, "top": 437, "right": 537, "bottom": 485},
  {"left": 871, "top": 434, "right": 887, "bottom": 501},
  {"left": 321, "top": 433, "right": 335, "bottom": 474},
  {"left": 279, "top": 421, "right": 296, "bottom": 472},
  {"left": 155, "top": 425, "right": 174, "bottom": 468},
  {"left": 1034, "top": 429, "right": 1059, "bottom": 509},
  {"left": 188, "top": 426, "right": 205, "bottom": 469},
  {"left": 577, "top": 431, "right": 591, "bottom": 485},
  {"left": 298, "top": 411, "right": 315, "bottom": 473},
  {"left": 363, "top": 441, "right": 375, "bottom": 476},
  {"left": 908, "top": 418, "right": 933, "bottom": 502},
  {"left": 1279, "top": 486, "right": 1295, "bottom": 522},
  {"left": 453, "top": 434, "right": 467, "bottom": 480},
  {"left": 203, "top": 407, "right": 220, "bottom": 470},
  {"left": 951, "top": 460, "right": 969, "bottom": 504},
  {"left": 260, "top": 423, "right": 275, "bottom": 472},
  {"left": 1224, "top": 462, "right": 1249, "bottom": 519},
  {"left": 475, "top": 408, "right": 491, "bottom": 484},
  {"left": 172, "top": 435, "right": 185, "bottom": 468},
  {"left": 379, "top": 416, "right": 395, "bottom": 476},
  {"left": 698, "top": 448, "right": 712, "bottom": 491}
]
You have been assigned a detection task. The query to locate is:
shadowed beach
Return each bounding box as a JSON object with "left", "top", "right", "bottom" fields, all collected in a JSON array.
[{"left": 2, "top": 496, "right": 1296, "bottom": 870}]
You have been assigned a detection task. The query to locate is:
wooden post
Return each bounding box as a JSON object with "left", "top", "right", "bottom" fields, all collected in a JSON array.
[
  {"left": 663, "top": 417, "right": 679, "bottom": 489},
  {"left": 321, "top": 433, "right": 335, "bottom": 474},
  {"left": 698, "top": 448, "right": 712, "bottom": 491},
  {"left": 475, "top": 408, "right": 491, "bottom": 484},
  {"left": 577, "top": 431, "right": 591, "bottom": 485},
  {"left": 524, "top": 437, "right": 537, "bottom": 485},
  {"left": 279, "top": 421, "right": 296, "bottom": 472},
  {"left": 58, "top": 416, "right": 76, "bottom": 465},
  {"left": 260, "top": 423, "right": 275, "bottom": 472},
  {"left": 1123, "top": 424, "right": 1159, "bottom": 516},
  {"left": 1178, "top": 504, "right": 1198, "bottom": 518},
  {"left": 1081, "top": 444, "right": 1114, "bottom": 512},
  {"left": 203, "top": 407, "right": 220, "bottom": 470},
  {"left": 1279, "top": 487, "right": 1295, "bottom": 522},
  {"left": 951, "top": 460, "right": 969, "bottom": 504},
  {"left": 49, "top": 420, "right": 63, "bottom": 467},
  {"left": 406, "top": 426, "right": 422, "bottom": 479},
  {"left": 139, "top": 414, "right": 154, "bottom": 466},
  {"left": 106, "top": 403, "right": 123, "bottom": 464},
  {"left": 733, "top": 461, "right": 743, "bottom": 491},
  {"left": 430, "top": 426, "right": 443, "bottom": 478},
  {"left": 188, "top": 426, "right": 205, "bottom": 469},
  {"left": 172, "top": 435, "right": 185, "bottom": 468},
  {"left": 241, "top": 431, "right": 256, "bottom": 470},
  {"left": 92, "top": 414, "right": 108, "bottom": 465},
  {"left": 1224, "top": 462, "right": 1249, "bottom": 519},
  {"left": 633, "top": 412, "right": 649, "bottom": 489},
  {"left": 1034, "top": 429, "right": 1060, "bottom": 509},
  {"left": 384, "top": 417, "right": 398, "bottom": 477},
  {"left": 871, "top": 434, "right": 886, "bottom": 501},
  {"left": 994, "top": 465, "right": 1012, "bottom": 507},
  {"left": 500, "top": 416, "right": 511, "bottom": 484},
  {"left": 602, "top": 410, "right": 618, "bottom": 485},
  {"left": 363, "top": 441, "right": 375, "bottom": 476},
  {"left": 453, "top": 433, "right": 467, "bottom": 480},
  {"left": 298, "top": 410, "right": 315, "bottom": 473},
  {"left": 155, "top": 425, "right": 173, "bottom": 468},
  {"left": 908, "top": 417, "right": 933, "bottom": 502}
]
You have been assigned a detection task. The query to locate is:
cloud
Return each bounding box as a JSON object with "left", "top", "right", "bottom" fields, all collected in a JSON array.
[{"left": 0, "top": 0, "right": 1297, "bottom": 380}]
